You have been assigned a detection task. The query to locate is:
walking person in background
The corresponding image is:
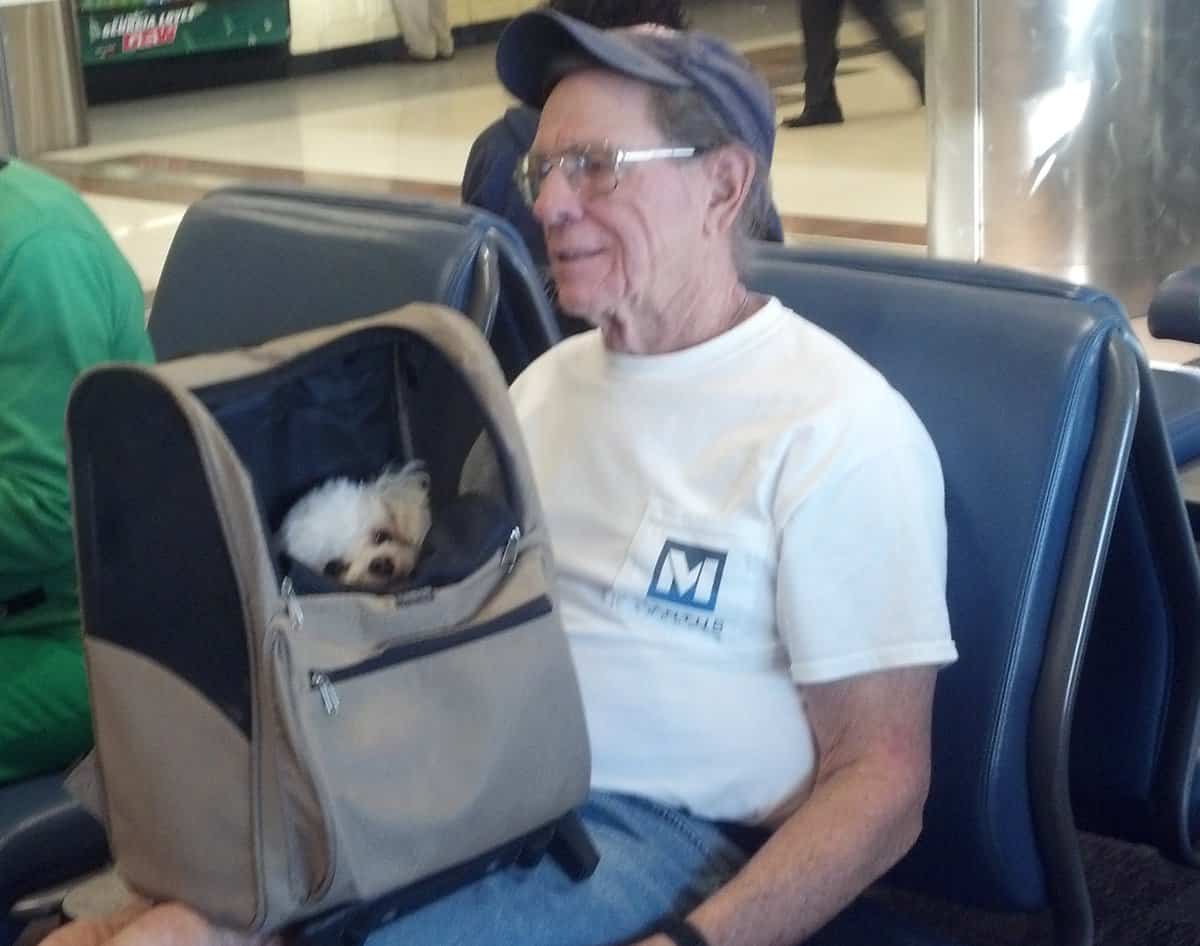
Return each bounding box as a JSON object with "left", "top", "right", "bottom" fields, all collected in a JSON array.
[
  {"left": 394, "top": 0, "right": 454, "bottom": 60},
  {"left": 783, "top": 0, "right": 923, "bottom": 128}
]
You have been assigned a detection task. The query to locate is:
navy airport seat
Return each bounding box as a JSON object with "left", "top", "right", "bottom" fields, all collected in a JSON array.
[
  {"left": 757, "top": 247, "right": 1200, "bottom": 873},
  {"left": 147, "top": 186, "right": 502, "bottom": 361},
  {"left": 1071, "top": 265, "right": 1200, "bottom": 867},
  {"left": 0, "top": 774, "right": 108, "bottom": 946},
  {"left": 746, "top": 242, "right": 1140, "bottom": 946},
  {"left": 1149, "top": 363, "right": 1200, "bottom": 468},
  {"left": 190, "top": 185, "right": 562, "bottom": 380},
  {"left": 1148, "top": 266, "right": 1200, "bottom": 348},
  {"left": 1148, "top": 266, "right": 1200, "bottom": 468}
]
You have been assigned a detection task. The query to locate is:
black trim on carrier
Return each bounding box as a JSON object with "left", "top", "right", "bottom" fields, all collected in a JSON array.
[
  {"left": 297, "top": 809, "right": 598, "bottom": 946},
  {"left": 69, "top": 369, "right": 255, "bottom": 736},
  {"left": 313, "top": 595, "right": 553, "bottom": 689}
]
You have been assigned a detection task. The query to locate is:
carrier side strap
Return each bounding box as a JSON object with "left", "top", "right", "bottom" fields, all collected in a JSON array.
[
  {"left": 292, "top": 818, "right": 593, "bottom": 946},
  {"left": 549, "top": 810, "right": 600, "bottom": 881}
]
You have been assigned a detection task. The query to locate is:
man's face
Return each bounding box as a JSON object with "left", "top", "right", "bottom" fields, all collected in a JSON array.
[{"left": 530, "top": 69, "right": 710, "bottom": 352}]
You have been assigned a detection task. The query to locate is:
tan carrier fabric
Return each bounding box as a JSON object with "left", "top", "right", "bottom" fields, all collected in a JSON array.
[{"left": 66, "top": 306, "right": 592, "bottom": 932}]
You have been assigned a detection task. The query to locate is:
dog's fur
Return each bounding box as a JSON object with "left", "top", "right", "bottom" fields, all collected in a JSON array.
[{"left": 278, "top": 463, "right": 432, "bottom": 590}]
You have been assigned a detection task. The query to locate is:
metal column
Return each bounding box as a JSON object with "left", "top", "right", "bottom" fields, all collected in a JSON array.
[
  {"left": 927, "top": 0, "right": 1200, "bottom": 315},
  {"left": 0, "top": 0, "right": 88, "bottom": 156}
]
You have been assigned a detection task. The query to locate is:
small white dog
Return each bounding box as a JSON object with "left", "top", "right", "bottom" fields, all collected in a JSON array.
[{"left": 278, "top": 462, "right": 432, "bottom": 590}]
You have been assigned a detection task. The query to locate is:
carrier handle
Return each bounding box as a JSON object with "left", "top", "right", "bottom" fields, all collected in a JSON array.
[
  {"left": 372, "top": 306, "right": 547, "bottom": 536},
  {"left": 549, "top": 810, "right": 600, "bottom": 881}
]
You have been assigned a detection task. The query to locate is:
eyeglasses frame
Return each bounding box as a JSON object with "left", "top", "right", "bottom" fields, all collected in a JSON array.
[{"left": 514, "top": 143, "right": 703, "bottom": 206}]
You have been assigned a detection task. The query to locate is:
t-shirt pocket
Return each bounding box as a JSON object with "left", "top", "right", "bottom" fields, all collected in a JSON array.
[{"left": 611, "top": 499, "right": 781, "bottom": 658}]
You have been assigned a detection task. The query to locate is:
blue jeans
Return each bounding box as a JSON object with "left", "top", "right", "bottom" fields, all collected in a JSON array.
[{"left": 361, "top": 792, "right": 750, "bottom": 946}]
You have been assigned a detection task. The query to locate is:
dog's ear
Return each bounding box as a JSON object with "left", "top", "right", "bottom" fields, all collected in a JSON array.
[
  {"left": 394, "top": 460, "right": 430, "bottom": 494},
  {"left": 378, "top": 465, "right": 431, "bottom": 510}
]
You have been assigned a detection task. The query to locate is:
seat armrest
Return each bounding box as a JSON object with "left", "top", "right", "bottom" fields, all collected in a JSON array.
[
  {"left": 1148, "top": 267, "right": 1200, "bottom": 343},
  {"left": 0, "top": 776, "right": 109, "bottom": 911}
]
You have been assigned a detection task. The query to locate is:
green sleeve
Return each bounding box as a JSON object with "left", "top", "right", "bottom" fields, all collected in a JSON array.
[{"left": 0, "top": 227, "right": 149, "bottom": 574}]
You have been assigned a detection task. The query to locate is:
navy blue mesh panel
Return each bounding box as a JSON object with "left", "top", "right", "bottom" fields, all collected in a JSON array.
[{"left": 69, "top": 369, "right": 253, "bottom": 735}]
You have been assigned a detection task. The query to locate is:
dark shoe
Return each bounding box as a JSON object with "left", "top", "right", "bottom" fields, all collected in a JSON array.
[{"left": 781, "top": 103, "right": 844, "bottom": 128}]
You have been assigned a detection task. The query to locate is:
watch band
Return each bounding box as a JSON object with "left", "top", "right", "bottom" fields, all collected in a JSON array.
[{"left": 657, "top": 916, "right": 711, "bottom": 946}]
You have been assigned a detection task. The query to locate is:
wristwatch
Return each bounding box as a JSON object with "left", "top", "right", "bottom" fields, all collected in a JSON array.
[{"left": 657, "top": 916, "right": 711, "bottom": 946}]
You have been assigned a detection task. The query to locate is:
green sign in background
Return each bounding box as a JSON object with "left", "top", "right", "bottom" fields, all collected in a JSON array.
[{"left": 80, "top": 0, "right": 290, "bottom": 65}]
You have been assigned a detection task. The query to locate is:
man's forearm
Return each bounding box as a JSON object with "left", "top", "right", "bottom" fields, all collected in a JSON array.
[{"left": 686, "top": 754, "right": 926, "bottom": 946}]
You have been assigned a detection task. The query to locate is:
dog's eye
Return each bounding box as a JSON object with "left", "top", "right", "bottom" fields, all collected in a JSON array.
[
  {"left": 323, "top": 559, "right": 348, "bottom": 578},
  {"left": 372, "top": 529, "right": 393, "bottom": 545}
]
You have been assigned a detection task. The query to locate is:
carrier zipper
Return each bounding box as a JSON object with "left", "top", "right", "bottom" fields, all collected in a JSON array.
[
  {"left": 501, "top": 525, "right": 522, "bottom": 574},
  {"left": 280, "top": 576, "right": 304, "bottom": 628},
  {"left": 310, "top": 673, "right": 340, "bottom": 715},
  {"left": 272, "top": 631, "right": 337, "bottom": 901},
  {"left": 307, "top": 595, "right": 552, "bottom": 715}
]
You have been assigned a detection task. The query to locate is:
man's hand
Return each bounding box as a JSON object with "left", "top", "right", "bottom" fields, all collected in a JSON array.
[{"left": 40, "top": 901, "right": 280, "bottom": 946}]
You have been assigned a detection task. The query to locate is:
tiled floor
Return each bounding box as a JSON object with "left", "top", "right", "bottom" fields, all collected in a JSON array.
[{"left": 36, "top": 0, "right": 1198, "bottom": 363}]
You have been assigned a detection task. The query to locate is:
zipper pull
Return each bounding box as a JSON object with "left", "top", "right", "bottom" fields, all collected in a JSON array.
[
  {"left": 501, "top": 525, "right": 522, "bottom": 575},
  {"left": 281, "top": 577, "right": 303, "bottom": 629},
  {"left": 310, "top": 672, "right": 340, "bottom": 716}
]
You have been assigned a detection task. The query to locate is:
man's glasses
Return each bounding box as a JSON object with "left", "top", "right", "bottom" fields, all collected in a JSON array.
[{"left": 514, "top": 144, "right": 702, "bottom": 207}]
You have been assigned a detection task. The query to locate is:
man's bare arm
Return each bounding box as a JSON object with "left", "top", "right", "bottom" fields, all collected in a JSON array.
[{"left": 672, "top": 665, "right": 938, "bottom": 946}]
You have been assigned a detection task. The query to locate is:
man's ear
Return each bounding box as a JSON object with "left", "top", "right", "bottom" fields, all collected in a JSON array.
[{"left": 703, "top": 142, "right": 756, "bottom": 237}]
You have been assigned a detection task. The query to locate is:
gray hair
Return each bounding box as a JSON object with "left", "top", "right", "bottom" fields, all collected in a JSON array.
[{"left": 646, "top": 84, "right": 773, "bottom": 273}]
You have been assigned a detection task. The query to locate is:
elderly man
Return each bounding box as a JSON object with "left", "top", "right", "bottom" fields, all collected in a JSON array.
[
  {"left": 44, "top": 13, "right": 954, "bottom": 946},
  {"left": 462, "top": 0, "right": 785, "bottom": 279}
]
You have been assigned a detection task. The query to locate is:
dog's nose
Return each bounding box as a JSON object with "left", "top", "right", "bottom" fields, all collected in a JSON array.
[{"left": 368, "top": 557, "right": 395, "bottom": 578}]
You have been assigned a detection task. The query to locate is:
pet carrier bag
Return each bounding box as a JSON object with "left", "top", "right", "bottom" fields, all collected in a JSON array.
[{"left": 65, "top": 305, "right": 595, "bottom": 934}]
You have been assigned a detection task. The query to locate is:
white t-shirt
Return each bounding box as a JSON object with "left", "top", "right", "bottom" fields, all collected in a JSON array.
[{"left": 509, "top": 298, "right": 957, "bottom": 825}]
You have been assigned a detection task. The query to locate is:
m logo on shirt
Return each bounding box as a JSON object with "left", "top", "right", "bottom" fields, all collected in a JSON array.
[{"left": 647, "top": 540, "right": 727, "bottom": 612}]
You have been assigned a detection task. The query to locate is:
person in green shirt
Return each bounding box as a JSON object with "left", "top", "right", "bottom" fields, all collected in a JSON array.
[{"left": 0, "top": 158, "right": 154, "bottom": 785}]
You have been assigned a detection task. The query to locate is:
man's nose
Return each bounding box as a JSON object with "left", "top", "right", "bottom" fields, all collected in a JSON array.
[{"left": 533, "top": 166, "right": 582, "bottom": 229}]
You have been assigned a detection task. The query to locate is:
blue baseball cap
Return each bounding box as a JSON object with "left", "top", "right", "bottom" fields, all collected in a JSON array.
[{"left": 495, "top": 10, "right": 776, "bottom": 169}]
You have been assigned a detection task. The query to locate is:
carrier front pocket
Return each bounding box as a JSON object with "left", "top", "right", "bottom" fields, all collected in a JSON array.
[
  {"left": 306, "top": 595, "right": 553, "bottom": 715},
  {"left": 288, "top": 593, "right": 584, "bottom": 902}
]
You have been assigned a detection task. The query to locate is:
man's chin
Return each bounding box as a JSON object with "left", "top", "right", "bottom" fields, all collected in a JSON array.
[
  {"left": 555, "top": 291, "right": 603, "bottom": 325},
  {"left": 599, "top": 315, "right": 639, "bottom": 354}
]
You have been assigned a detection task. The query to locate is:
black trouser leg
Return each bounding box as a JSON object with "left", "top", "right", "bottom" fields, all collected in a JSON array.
[
  {"left": 849, "top": 0, "right": 924, "bottom": 89},
  {"left": 797, "top": 0, "right": 845, "bottom": 111}
]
